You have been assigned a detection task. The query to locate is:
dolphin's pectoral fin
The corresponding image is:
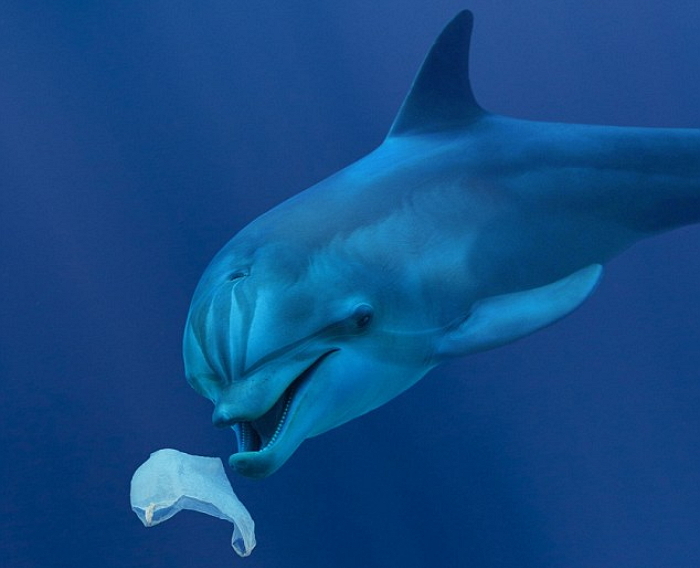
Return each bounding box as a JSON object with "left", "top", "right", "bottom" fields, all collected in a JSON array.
[{"left": 436, "top": 264, "right": 603, "bottom": 358}]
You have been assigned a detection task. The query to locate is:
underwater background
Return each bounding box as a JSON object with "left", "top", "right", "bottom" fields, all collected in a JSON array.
[{"left": 2, "top": 1, "right": 700, "bottom": 566}]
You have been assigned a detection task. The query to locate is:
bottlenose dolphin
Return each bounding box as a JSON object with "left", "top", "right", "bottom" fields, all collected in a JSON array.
[{"left": 183, "top": 11, "right": 700, "bottom": 478}]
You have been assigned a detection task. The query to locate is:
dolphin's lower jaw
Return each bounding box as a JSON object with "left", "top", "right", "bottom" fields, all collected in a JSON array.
[{"left": 227, "top": 351, "right": 337, "bottom": 478}]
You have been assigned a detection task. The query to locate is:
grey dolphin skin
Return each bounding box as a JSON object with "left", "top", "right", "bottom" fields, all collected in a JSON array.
[{"left": 183, "top": 11, "right": 700, "bottom": 478}]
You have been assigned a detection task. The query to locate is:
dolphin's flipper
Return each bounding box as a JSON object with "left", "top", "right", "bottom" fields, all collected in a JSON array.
[
  {"left": 436, "top": 264, "right": 604, "bottom": 357},
  {"left": 388, "top": 10, "right": 484, "bottom": 137}
]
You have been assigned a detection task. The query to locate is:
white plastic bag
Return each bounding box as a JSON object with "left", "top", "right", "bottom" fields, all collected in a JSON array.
[{"left": 130, "top": 448, "right": 256, "bottom": 557}]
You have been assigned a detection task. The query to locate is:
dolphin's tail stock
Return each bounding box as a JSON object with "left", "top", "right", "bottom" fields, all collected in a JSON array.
[{"left": 564, "top": 123, "right": 700, "bottom": 237}]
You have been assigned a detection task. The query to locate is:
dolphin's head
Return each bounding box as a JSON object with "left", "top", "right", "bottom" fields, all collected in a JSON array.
[{"left": 183, "top": 230, "right": 437, "bottom": 478}]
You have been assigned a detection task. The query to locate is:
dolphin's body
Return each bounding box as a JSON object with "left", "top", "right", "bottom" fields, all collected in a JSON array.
[{"left": 183, "top": 11, "right": 700, "bottom": 478}]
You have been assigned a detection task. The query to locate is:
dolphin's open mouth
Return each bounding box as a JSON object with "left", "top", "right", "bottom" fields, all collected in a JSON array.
[{"left": 231, "top": 351, "right": 335, "bottom": 456}]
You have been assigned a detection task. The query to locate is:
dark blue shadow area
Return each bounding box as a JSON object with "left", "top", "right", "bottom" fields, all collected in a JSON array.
[{"left": 1, "top": 1, "right": 700, "bottom": 567}]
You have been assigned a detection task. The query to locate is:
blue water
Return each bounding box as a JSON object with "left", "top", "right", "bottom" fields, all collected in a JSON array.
[{"left": 2, "top": 1, "right": 700, "bottom": 566}]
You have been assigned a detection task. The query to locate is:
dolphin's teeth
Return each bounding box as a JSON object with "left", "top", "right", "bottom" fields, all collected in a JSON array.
[
  {"left": 240, "top": 422, "right": 251, "bottom": 451},
  {"left": 235, "top": 352, "right": 335, "bottom": 456},
  {"left": 263, "top": 386, "right": 295, "bottom": 451},
  {"left": 232, "top": 422, "right": 260, "bottom": 453},
  {"left": 231, "top": 377, "right": 298, "bottom": 455}
]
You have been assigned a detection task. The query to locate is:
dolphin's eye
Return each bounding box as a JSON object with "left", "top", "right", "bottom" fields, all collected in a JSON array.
[
  {"left": 228, "top": 270, "right": 248, "bottom": 282},
  {"left": 326, "top": 303, "right": 374, "bottom": 337},
  {"left": 353, "top": 304, "right": 374, "bottom": 330}
]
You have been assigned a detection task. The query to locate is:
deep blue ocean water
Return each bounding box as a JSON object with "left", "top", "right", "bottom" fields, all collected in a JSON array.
[{"left": 2, "top": 1, "right": 700, "bottom": 566}]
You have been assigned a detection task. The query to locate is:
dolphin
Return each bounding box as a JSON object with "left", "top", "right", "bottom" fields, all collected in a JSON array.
[{"left": 183, "top": 10, "right": 700, "bottom": 478}]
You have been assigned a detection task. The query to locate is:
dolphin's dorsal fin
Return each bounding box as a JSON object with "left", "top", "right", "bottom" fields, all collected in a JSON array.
[
  {"left": 435, "top": 264, "right": 604, "bottom": 358},
  {"left": 388, "top": 10, "right": 484, "bottom": 137}
]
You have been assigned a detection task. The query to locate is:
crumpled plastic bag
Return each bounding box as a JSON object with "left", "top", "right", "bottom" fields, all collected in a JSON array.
[{"left": 130, "top": 448, "right": 256, "bottom": 557}]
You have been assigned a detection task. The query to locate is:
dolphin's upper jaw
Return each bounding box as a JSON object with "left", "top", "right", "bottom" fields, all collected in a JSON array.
[{"left": 227, "top": 350, "right": 337, "bottom": 478}]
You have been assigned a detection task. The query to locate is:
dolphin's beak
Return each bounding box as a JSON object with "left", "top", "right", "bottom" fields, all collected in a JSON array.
[
  {"left": 223, "top": 350, "right": 337, "bottom": 478},
  {"left": 184, "top": 281, "right": 335, "bottom": 478}
]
